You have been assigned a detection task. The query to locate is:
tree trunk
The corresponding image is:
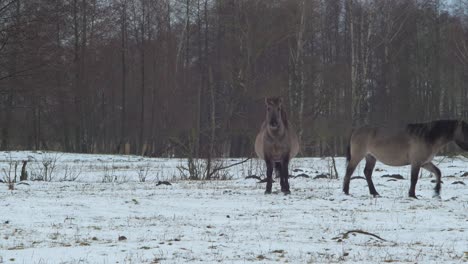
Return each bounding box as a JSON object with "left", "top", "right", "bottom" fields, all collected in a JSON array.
[
  {"left": 119, "top": 0, "right": 127, "bottom": 153},
  {"left": 139, "top": 0, "right": 146, "bottom": 155},
  {"left": 1, "top": 0, "right": 21, "bottom": 150}
]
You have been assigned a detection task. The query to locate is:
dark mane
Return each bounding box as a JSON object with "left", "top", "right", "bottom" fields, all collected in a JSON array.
[
  {"left": 280, "top": 108, "right": 289, "bottom": 129},
  {"left": 406, "top": 120, "right": 458, "bottom": 143}
]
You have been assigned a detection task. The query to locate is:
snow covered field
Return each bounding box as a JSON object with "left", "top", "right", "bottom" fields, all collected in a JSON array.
[{"left": 0, "top": 151, "right": 467, "bottom": 263}]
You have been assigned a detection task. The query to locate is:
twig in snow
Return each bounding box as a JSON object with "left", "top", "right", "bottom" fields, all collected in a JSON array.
[{"left": 333, "top": 229, "right": 387, "bottom": 241}]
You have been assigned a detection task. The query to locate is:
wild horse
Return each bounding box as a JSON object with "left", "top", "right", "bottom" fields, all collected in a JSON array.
[
  {"left": 343, "top": 120, "right": 468, "bottom": 198},
  {"left": 255, "top": 97, "right": 300, "bottom": 195}
]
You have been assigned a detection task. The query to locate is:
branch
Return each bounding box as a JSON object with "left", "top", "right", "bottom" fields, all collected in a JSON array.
[
  {"left": 333, "top": 229, "right": 388, "bottom": 241},
  {"left": 454, "top": 36, "right": 468, "bottom": 66},
  {"left": 208, "top": 157, "right": 251, "bottom": 177},
  {"left": 0, "top": 0, "right": 16, "bottom": 15},
  {"left": 0, "top": 33, "right": 10, "bottom": 53},
  {"left": 0, "top": 63, "right": 46, "bottom": 81}
]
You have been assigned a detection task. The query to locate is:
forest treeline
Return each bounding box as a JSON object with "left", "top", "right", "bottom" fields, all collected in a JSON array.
[{"left": 0, "top": 0, "right": 467, "bottom": 157}]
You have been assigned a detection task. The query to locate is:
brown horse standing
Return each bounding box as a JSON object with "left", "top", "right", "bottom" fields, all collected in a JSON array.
[
  {"left": 255, "top": 97, "right": 300, "bottom": 195},
  {"left": 343, "top": 120, "right": 468, "bottom": 198}
]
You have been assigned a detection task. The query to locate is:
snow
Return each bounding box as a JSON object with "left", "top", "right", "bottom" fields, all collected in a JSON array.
[{"left": 0, "top": 151, "right": 467, "bottom": 263}]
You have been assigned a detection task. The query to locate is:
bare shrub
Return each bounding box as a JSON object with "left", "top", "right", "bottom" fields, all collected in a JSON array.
[
  {"left": 61, "top": 165, "right": 82, "bottom": 182},
  {"left": 178, "top": 158, "right": 249, "bottom": 180},
  {"left": 2, "top": 156, "right": 18, "bottom": 190},
  {"left": 30, "top": 153, "right": 61, "bottom": 181},
  {"left": 136, "top": 163, "right": 151, "bottom": 182},
  {"left": 241, "top": 158, "right": 265, "bottom": 178},
  {"left": 102, "top": 165, "right": 117, "bottom": 183},
  {"left": 172, "top": 132, "right": 249, "bottom": 180},
  {"left": 101, "top": 163, "right": 129, "bottom": 183},
  {"left": 328, "top": 156, "right": 339, "bottom": 179}
]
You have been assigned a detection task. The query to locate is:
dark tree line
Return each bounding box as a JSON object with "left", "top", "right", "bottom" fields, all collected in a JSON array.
[{"left": 0, "top": 0, "right": 467, "bottom": 157}]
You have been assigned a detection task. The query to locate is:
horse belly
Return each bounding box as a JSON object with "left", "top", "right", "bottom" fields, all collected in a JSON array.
[
  {"left": 268, "top": 143, "right": 288, "bottom": 162},
  {"left": 270, "top": 149, "right": 285, "bottom": 162},
  {"left": 368, "top": 145, "right": 410, "bottom": 166}
]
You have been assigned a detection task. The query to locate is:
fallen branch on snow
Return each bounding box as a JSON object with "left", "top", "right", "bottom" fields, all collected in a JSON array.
[{"left": 333, "top": 229, "right": 387, "bottom": 241}]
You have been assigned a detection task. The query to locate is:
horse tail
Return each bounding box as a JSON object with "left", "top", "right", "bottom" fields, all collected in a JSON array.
[
  {"left": 346, "top": 144, "right": 351, "bottom": 164},
  {"left": 346, "top": 129, "right": 354, "bottom": 164}
]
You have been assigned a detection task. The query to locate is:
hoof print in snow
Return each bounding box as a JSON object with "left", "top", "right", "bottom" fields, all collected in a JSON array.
[
  {"left": 245, "top": 175, "right": 261, "bottom": 180},
  {"left": 156, "top": 181, "right": 171, "bottom": 186},
  {"left": 294, "top": 173, "right": 310, "bottom": 179},
  {"left": 118, "top": 236, "right": 127, "bottom": 241},
  {"left": 350, "top": 176, "right": 365, "bottom": 180},
  {"left": 313, "top": 173, "right": 329, "bottom": 179},
  {"left": 430, "top": 179, "right": 444, "bottom": 183},
  {"left": 387, "top": 179, "right": 397, "bottom": 182},
  {"left": 452, "top": 181, "right": 465, "bottom": 185},
  {"left": 381, "top": 174, "right": 404, "bottom": 180},
  {"left": 293, "top": 169, "right": 303, "bottom": 172},
  {"left": 461, "top": 172, "right": 468, "bottom": 177}
]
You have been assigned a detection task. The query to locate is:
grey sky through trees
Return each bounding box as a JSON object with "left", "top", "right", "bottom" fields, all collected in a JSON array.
[{"left": 0, "top": 0, "right": 466, "bottom": 157}]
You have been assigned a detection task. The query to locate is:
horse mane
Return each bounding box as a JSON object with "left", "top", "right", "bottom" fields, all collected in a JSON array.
[
  {"left": 280, "top": 108, "right": 289, "bottom": 129},
  {"left": 406, "top": 120, "right": 458, "bottom": 143}
]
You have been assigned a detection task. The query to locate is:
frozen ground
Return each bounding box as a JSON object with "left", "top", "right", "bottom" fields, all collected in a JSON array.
[{"left": 0, "top": 151, "right": 467, "bottom": 263}]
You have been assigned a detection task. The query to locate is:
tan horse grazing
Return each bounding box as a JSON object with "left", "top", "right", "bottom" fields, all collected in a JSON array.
[
  {"left": 343, "top": 120, "right": 468, "bottom": 198},
  {"left": 255, "top": 97, "right": 300, "bottom": 195}
]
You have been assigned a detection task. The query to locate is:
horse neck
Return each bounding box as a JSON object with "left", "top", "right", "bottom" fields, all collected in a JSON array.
[
  {"left": 432, "top": 130, "right": 456, "bottom": 150},
  {"left": 280, "top": 109, "right": 289, "bottom": 129},
  {"left": 433, "top": 136, "right": 453, "bottom": 150},
  {"left": 266, "top": 126, "right": 286, "bottom": 140}
]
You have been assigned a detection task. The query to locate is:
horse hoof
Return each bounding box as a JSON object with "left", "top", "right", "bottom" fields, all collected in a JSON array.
[
  {"left": 409, "top": 194, "right": 418, "bottom": 199},
  {"left": 264, "top": 190, "right": 272, "bottom": 195},
  {"left": 282, "top": 190, "right": 291, "bottom": 195},
  {"left": 432, "top": 194, "right": 441, "bottom": 199},
  {"left": 372, "top": 193, "right": 381, "bottom": 198}
]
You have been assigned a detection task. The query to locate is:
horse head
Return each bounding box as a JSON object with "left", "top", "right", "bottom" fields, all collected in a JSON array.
[{"left": 265, "top": 97, "right": 286, "bottom": 135}]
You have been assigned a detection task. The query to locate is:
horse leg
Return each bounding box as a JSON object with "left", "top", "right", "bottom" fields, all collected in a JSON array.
[
  {"left": 275, "top": 162, "right": 284, "bottom": 190},
  {"left": 422, "top": 162, "right": 442, "bottom": 198},
  {"left": 280, "top": 158, "right": 291, "bottom": 195},
  {"left": 343, "top": 161, "right": 358, "bottom": 195},
  {"left": 364, "top": 155, "right": 379, "bottom": 197},
  {"left": 265, "top": 159, "right": 274, "bottom": 194},
  {"left": 409, "top": 165, "right": 421, "bottom": 198},
  {"left": 343, "top": 153, "right": 366, "bottom": 195},
  {"left": 343, "top": 142, "right": 367, "bottom": 195}
]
